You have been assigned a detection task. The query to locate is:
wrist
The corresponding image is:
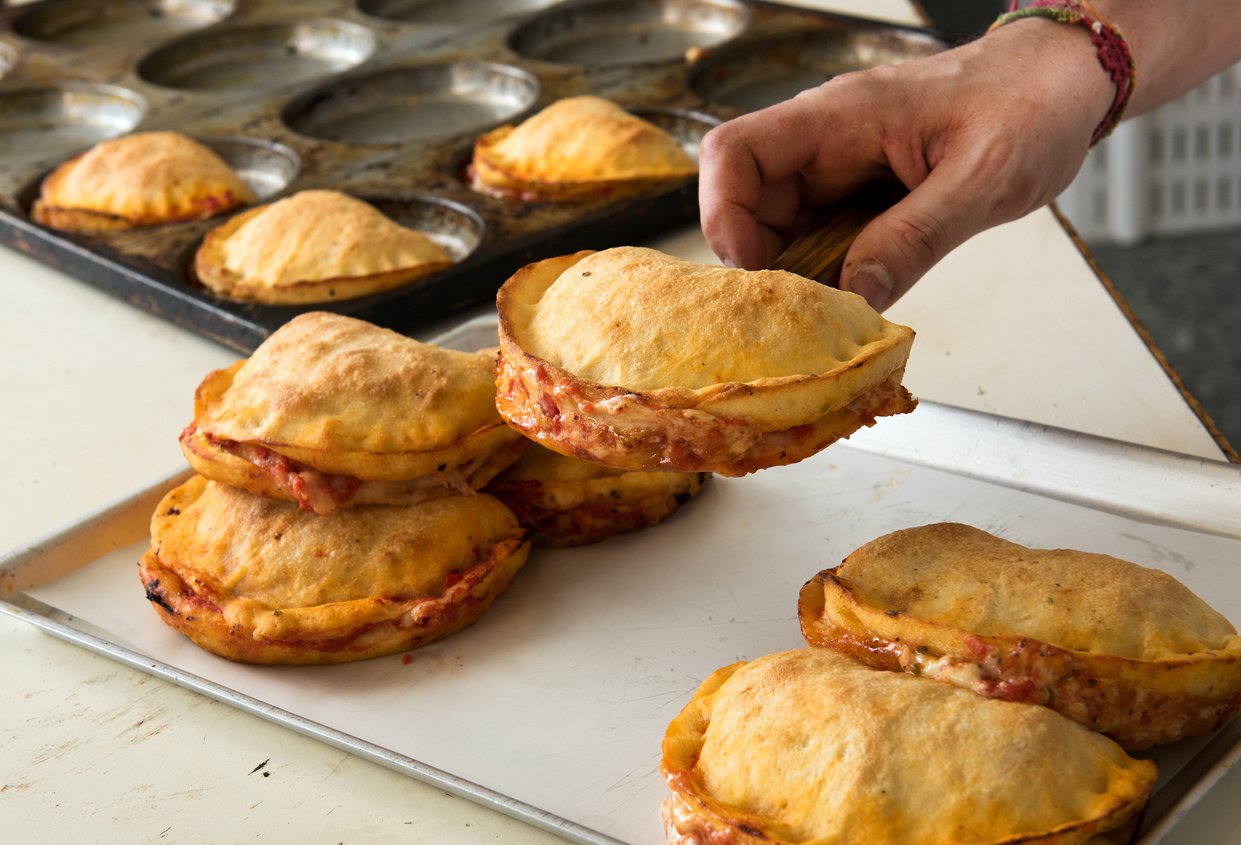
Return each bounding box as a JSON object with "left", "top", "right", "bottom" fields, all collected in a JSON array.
[{"left": 987, "top": 4, "right": 1133, "bottom": 146}]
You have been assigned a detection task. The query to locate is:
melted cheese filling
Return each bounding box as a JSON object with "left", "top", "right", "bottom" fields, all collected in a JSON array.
[
  {"left": 219, "top": 438, "right": 479, "bottom": 515},
  {"left": 661, "top": 792, "right": 744, "bottom": 845},
  {"left": 468, "top": 163, "right": 621, "bottom": 203},
  {"left": 892, "top": 636, "right": 1232, "bottom": 746},
  {"left": 498, "top": 358, "right": 772, "bottom": 470},
  {"left": 498, "top": 355, "right": 909, "bottom": 475}
]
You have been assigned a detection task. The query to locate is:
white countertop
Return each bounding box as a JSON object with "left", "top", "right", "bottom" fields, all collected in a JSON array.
[{"left": 2, "top": 2, "right": 1239, "bottom": 843}]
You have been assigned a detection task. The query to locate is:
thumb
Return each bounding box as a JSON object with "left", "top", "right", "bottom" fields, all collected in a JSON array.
[{"left": 839, "top": 164, "right": 987, "bottom": 311}]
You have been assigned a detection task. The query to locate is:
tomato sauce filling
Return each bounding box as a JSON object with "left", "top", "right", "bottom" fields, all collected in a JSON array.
[
  {"left": 806, "top": 615, "right": 1236, "bottom": 747},
  {"left": 181, "top": 425, "right": 481, "bottom": 515},
  {"left": 497, "top": 353, "right": 912, "bottom": 475}
]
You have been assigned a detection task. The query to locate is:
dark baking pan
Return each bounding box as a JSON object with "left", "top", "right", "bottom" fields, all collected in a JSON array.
[{"left": 0, "top": 0, "right": 947, "bottom": 353}]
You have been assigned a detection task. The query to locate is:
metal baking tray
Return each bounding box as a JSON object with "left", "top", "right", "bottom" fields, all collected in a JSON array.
[
  {"left": 3, "top": 320, "right": 1241, "bottom": 845},
  {"left": 0, "top": 0, "right": 946, "bottom": 352}
]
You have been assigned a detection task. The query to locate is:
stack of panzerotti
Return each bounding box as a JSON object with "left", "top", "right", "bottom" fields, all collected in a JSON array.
[
  {"left": 142, "top": 313, "right": 530, "bottom": 664},
  {"left": 141, "top": 311, "right": 712, "bottom": 664},
  {"left": 660, "top": 524, "right": 1241, "bottom": 845}
]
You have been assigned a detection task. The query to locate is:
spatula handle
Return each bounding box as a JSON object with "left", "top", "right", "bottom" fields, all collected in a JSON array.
[{"left": 771, "top": 182, "right": 905, "bottom": 283}]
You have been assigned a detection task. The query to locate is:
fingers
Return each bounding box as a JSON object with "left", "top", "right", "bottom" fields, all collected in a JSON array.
[
  {"left": 697, "top": 27, "right": 1107, "bottom": 310},
  {"left": 838, "top": 158, "right": 996, "bottom": 311},
  {"left": 699, "top": 90, "right": 878, "bottom": 269},
  {"left": 698, "top": 123, "right": 767, "bottom": 269},
  {"left": 698, "top": 112, "right": 803, "bottom": 269},
  {"left": 700, "top": 80, "right": 990, "bottom": 310}
]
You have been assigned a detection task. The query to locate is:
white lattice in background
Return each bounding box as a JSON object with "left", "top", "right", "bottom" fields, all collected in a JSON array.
[{"left": 1056, "top": 63, "right": 1241, "bottom": 243}]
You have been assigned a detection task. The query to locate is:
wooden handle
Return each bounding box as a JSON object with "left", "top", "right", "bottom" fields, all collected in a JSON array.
[{"left": 771, "top": 182, "right": 905, "bottom": 283}]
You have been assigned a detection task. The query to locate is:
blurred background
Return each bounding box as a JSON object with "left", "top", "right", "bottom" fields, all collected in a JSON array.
[{"left": 923, "top": 0, "right": 1241, "bottom": 456}]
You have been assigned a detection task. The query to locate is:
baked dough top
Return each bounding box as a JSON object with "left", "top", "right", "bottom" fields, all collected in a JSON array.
[
  {"left": 476, "top": 96, "right": 696, "bottom": 185},
  {"left": 840, "top": 523, "right": 1240, "bottom": 660},
  {"left": 39, "top": 130, "right": 252, "bottom": 221},
  {"left": 513, "top": 246, "right": 905, "bottom": 390},
  {"left": 671, "top": 648, "right": 1155, "bottom": 844},
  {"left": 197, "top": 312, "right": 502, "bottom": 454},
  {"left": 151, "top": 477, "right": 521, "bottom": 608},
  {"left": 211, "top": 189, "right": 451, "bottom": 288}
]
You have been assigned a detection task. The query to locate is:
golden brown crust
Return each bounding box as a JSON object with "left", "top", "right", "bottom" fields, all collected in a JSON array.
[
  {"left": 470, "top": 96, "right": 697, "bottom": 202},
  {"left": 194, "top": 190, "right": 452, "bottom": 304},
  {"left": 33, "top": 131, "right": 252, "bottom": 232},
  {"left": 495, "top": 249, "right": 916, "bottom": 475},
  {"left": 484, "top": 444, "right": 710, "bottom": 546},
  {"left": 140, "top": 476, "right": 531, "bottom": 664},
  {"left": 798, "top": 523, "right": 1241, "bottom": 748},
  {"left": 30, "top": 204, "right": 149, "bottom": 233},
  {"left": 183, "top": 313, "right": 525, "bottom": 512},
  {"left": 661, "top": 649, "right": 1157, "bottom": 845}
]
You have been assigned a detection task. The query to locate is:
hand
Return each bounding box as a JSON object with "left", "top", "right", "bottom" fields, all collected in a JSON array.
[{"left": 697, "top": 19, "right": 1114, "bottom": 310}]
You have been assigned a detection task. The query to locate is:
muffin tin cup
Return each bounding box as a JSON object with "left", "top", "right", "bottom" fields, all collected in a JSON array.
[
  {"left": 507, "top": 0, "right": 752, "bottom": 67},
  {"left": 282, "top": 61, "right": 541, "bottom": 145},
  {"left": 360, "top": 0, "right": 561, "bottom": 27},
  {"left": 0, "top": 83, "right": 147, "bottom": 161},
  {"left": 688, "top": 23, "right": 947, "bottom": 110},
  {"left": 11, "top": 0, "right": 236, "bottom": 48},
  {"left": 631, "top": 106, "right": 722, "bottom": 162},
  {"left": 136, "top": 19, "right": 379, "bottom": 92},
  {"left": 0, "top": 0, "right": 948, "bottom": 352},
  {"left": 204, "top": 135, "right": 303, "bottom": 199}
]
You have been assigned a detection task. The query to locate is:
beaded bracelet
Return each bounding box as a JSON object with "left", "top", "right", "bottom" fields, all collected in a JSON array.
[{"left": 988, "top": 0, "right": 1137, "bottom": 147}]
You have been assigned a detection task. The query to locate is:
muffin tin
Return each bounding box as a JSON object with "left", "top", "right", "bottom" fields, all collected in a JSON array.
[{"left": 0, "top": 0, "right": 947, "bottom": 353}]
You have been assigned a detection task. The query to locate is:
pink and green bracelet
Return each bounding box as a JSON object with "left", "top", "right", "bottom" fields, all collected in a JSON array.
[{"left": 989, "top": 0, "right": 1137, "bottom": 147}]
